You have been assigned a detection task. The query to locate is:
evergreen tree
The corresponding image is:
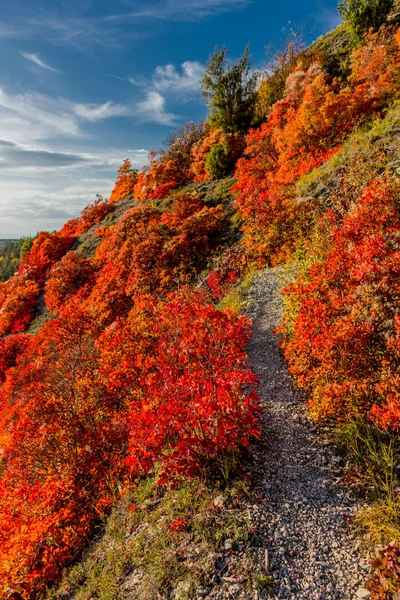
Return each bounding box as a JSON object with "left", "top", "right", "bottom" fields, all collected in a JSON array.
[{"left": 201, "top": 46, "right": 258, "bottom": 134}]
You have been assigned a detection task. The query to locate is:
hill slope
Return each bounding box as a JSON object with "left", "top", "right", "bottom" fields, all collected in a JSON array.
[{"left": 1, "top": 11, "right": 400, "bottom": 600}]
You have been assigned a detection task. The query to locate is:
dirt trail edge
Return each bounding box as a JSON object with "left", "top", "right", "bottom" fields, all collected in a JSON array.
[{"left": 243, "top": 268, "right": 370, "bottom": 600}]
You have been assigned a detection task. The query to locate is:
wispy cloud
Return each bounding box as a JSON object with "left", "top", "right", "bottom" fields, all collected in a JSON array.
[
  {"left": 0, "top": 89, "right": 138, "bottom": 145},
  {"left": 0, "top": 146, "right": 150, "bottom": 237},
  {"left": 0, "top": 25, "right": 21, "bottom": 39},
  {"left": 21, "top": 52, "right": 59, "bottom": 72},
  {"left": 135, "top": 91, "right": 177, "bottom": 126},
  {"left": 74, "top": 101, "right": 127, "bottom": 121},
  {"left": 153, "top": 61, "right": 204, "bottom": 94},
  {"left": 0, "top": 88, "right": 82, "bottom": 141},
  {"left": 106, "top": 0, "right": 252, "bottom": 23},
  {"left": 29, "top": 15, "right": 123, "bottom": 50},
  {"left": 0, "top": 0, "right": 250, "bottom": 50},
  {"left": 26, "top": 12, "right": 151, "bottom": 51},
  {"left": 0, "top": 0, "right": 251, "bottom": 52}
]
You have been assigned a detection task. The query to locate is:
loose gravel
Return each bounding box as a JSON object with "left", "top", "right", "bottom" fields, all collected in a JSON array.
[{"left": 217, "top": 268, "right": 370, "bottom": 600}]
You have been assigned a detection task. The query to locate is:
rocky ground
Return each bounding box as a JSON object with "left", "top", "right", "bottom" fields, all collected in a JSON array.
[{"left": 205, "top": 269, "right": 371, "bottom": 600}]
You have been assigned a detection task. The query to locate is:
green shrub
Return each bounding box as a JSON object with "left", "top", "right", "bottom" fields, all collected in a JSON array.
[
  {"left": 205, "top": 143, "right": 232, "bottom": 180},
  {"left": 338, "top": 0, "right": 394, "bottom": 43}
]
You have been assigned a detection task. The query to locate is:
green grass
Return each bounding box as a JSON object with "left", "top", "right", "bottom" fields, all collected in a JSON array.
[
  {"left": 336, "top": 418, "right": 400, "bottom": 547},
  {"left": 295, "top": 104, "right": 400, "bottom": 203},
  {"left": 217, "top": 271, "right": 255, "bottom": 314},
  {"left": 46, "top": 476, "right": 254, "bottom": 600}
]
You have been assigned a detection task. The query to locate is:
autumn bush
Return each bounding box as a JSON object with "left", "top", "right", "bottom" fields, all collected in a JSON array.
[
  {"left": 87, "top": 192, "right": 226, "bottom": 324},
  {"left": 0, "top": 306, "right": 126, "bottom": 597},
  {"left": 0, "top": 232, "right": 75, "bottom": 336},
  {"left": 0, "top": 287, "right": 259, "bottom": 597},
  {"left": 0, "top": 172, "right": 259, "bottom": 597},
  {"left": 234, "top": 27, "right": 400, "bottom": 263},
  {"left": 45, "top": 251, "right": 97, "bottom": 314},
  {"left": 132, "top": 125, "right": 206, "bottom": 200},
  {"left": 99, "top": 291, "right": 260, "bottom": 483},
  {"left": 281, "top": 177, "right": 400, "bottom": 423},
  {"left": 109, "top": 159, "right": 138, "bottom": 203}
]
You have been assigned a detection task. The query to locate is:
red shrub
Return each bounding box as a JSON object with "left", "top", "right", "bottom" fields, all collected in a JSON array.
[
  {"left": 109, "top": 159, "right": 138, "bottom": 203},
  {"left": 234, "top": 29, "right": 400, "bottom": 263},
  {"left": 282, "top": 178, "right": 400, "bottom": 423},
  {"left": 45, "top": 251, "right": 97, "bottom": 314},
  {"left": 99, "top": 291, "right": 260, "bottom": 483},
  {"left": 150, "top": 181, "right": 179, "bottom": 199}
]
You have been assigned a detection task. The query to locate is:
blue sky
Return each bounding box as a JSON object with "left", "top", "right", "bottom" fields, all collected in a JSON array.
[{"left": 0, "top": 0, "right": 341, "bottom": 237}]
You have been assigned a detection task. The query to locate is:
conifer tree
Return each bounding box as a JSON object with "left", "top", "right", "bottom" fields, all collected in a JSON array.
[{"left": 201, "top": 46, "right": 258, "bottom": 134}]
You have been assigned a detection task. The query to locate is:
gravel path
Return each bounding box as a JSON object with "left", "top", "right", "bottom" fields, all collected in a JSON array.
[{"left": 243, "top": 269, "right": 370, "bottom": 600}]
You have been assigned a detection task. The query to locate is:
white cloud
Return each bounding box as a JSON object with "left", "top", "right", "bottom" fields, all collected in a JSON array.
[
  {"left": 153, "top": 61, "right": 204, "bottom": 94},
  {"left": 0, "top": 88, "right": 82, "bottom": 141},
  {"left": 21, "top": 52, "right": 59, "bottom": 72},
  {"left": 74, "top": 101, "right": 127, "bottom": 121},
  {"left": 0, "top": 147, "right": 149, "bottom": 237},
  {"left": 0, "top": 89, "right": 137, "bottom": 145},
  {"left": 107, "top": 0, "right": 252, "bottom": 23},
  {"left": 0, "top": 85, "right": 152, "bottom": 235},
  {"left": 135, "top": 91, "right": 177, "bottom": 125},
  {"left": 107, "top": 60, "right": 204, "bottom": 124}
]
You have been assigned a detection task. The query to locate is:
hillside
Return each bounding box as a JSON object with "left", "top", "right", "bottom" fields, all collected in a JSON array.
[{"left": 1, "top": 4, "right": 400, "bottom": 599}]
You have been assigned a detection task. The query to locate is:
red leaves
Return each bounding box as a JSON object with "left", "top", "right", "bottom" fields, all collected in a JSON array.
[
  {"left": 0, "top": 232, "right": 75, "bottom": 336},
  {"left": 45, "top": 251, "right": 97, "bottom": 314},
  {"left": 367, "top": 541, "right": 400, "bottom": 599},
  {"left": 234, "top": 29, "right": 400, "bottom": 264},
  {"left": 0, "top": 172, "right": 257, "bottom": 596},
  {"left": 281, "top": 177, "right": 400, "bottom": 423},
  {"left": 0, "top": 287, "right": 259, "bottom": 596},
  {"left": 149, "top": 181, "right": 179, "bottom": 199},
  {"left": 100, "top": 291, "right": 260, "bottom": 484}
]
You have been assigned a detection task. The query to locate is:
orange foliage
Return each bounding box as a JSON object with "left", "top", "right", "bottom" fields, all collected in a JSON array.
[
  {"left": 191, "top": 127, "right": 225, "bottom": 182},
  {"left": 88, "top": 192, "right": 225, "bottom": 323},
  {"left": 109, "top": 159, "right": 138, "bottom": 203},
  {"left": 0, "top": 233, "right": 75, "bottom": 335},
  {"left": 281, "top": 178, "right": 400, "bottom": 424},
  {"left": 45, "top": 251, "right": 97, "bottom": 314},
  {"left": 0, "top": 175, "right": 258, "bottom": 597},
  {"left": 234, "top": 29, "right": 400, "bottom": 263}
]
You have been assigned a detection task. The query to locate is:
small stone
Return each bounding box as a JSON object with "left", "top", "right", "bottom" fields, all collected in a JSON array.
[
  {"left": 196, "top": 588, "right": 209, "bottom": 598},
  {"left": 264, "top": 548, "right": 270, "bottom": 571},
  {"left": 228, "top": 584, "right": 241, "bottom": 596},
  {"left": 214, "top": 495, "right": 225, "bottom": 508},
  {"left": 224, "top": 539, "right": 233, "bottom": 550},
  {"left": 356, "top": 588, "right": 371, "bottom": 599}
]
